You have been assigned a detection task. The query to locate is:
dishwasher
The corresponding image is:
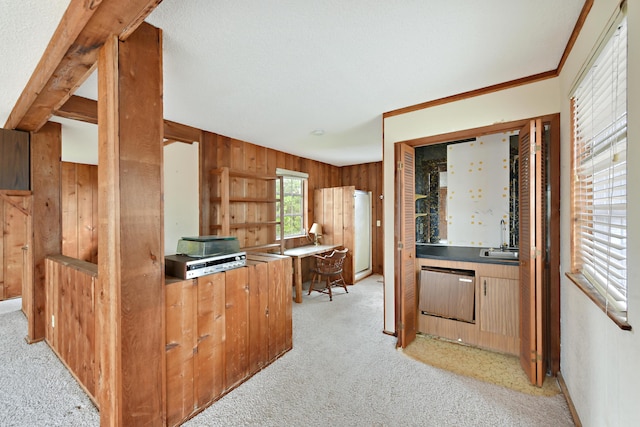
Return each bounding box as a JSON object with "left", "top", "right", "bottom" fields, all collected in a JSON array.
[{"left": 419, "top": 266, "right": 475, "bottom": 323}]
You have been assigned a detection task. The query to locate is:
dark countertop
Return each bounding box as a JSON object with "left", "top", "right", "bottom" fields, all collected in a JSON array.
[{"left": 416, "top": 244, "right": 519, "bottom": 266}]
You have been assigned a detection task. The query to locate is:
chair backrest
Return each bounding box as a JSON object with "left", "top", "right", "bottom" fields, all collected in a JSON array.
[{"left": 315, "top": 248, "right": 348, "bottom": 275}]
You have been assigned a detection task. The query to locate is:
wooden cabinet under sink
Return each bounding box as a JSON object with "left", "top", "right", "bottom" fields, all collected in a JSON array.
[{"left": 417, "top": 258, "right": 519, "bottom": 355}]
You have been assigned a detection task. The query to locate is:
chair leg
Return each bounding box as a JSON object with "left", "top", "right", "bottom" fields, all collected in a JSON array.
[
  {"left": 308, "top": 273, "right": 317, "bottom": 295},
  {"left": 340, "top": 274, "right": 348, "bottom": 293},
  {"left": 325, "top": 276, "right": 333, "bottom": 301}
]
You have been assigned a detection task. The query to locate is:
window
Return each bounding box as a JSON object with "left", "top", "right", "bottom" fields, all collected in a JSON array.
[
  {"left": 569, "top": 13, "right": 628, "bottom": 328},
  {"left": 275, "top": 169, "right": 308, "bottom": 239}
]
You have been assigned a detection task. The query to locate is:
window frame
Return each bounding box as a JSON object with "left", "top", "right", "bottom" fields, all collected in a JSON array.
[
  {"left": 567, "top": 11, "right": 630, "bottom": 330},
  {"left": 275, "top": 169, "right": 308, "bottom": 240}
]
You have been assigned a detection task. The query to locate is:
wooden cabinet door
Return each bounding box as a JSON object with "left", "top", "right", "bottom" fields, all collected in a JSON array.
[
  {"left": 480, "top": 276, "right": 519, "bottom": 338},
  {"left": 0, "top": 129, "right": 29, "bottom": 191},
  {"left": 395, "top": 143, "right": 416, "bottom": 348},
  {"left": 166, "top": 278, "right": 196, "bottom": 427},
  {"left": 519, "top": 119, "right": 544, "bottom": 387},
  {"left": 1, "top": 194, "right": 31, "bottom": 301}
]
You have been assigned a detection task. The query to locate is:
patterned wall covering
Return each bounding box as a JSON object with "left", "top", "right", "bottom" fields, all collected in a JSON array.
[
  {"left": 447, "top": 132, "right": 511, "bottom": 247},
  {"left": 415, "top": 143, "right": 447, "bottom": 243},
  {"left": 415, "top": 132, "right": 520, "bottom": 247},
  {"left": 509, "top": 134, "right": 519, "bottom": 248}
]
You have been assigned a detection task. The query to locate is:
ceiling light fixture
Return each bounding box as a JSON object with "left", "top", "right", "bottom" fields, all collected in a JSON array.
[{"left": 311, "top": 129, "right": 325, "bottom": 136}]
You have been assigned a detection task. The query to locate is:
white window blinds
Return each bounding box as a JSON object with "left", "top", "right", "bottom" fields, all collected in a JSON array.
[{"left": 572, "top": 15, "right": 627, "bottom": 316}]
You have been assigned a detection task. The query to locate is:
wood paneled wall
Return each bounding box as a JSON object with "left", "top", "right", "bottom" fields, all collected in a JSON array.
[
  {"left": 200, "top": 132, "right": 342, "bottom": 250},
  {"left": 45, "top": 255, "right": 98, "bottom": 403},
  {"left": 314, "top": 186, "right": 356, "bottom": 284},
  {"left": 200, "top": 132, "right": 383, "bottom": 274},
  {"left": 341, "top": 162, "right": 384, "bottom": 274},
  {"left": 61, "top": 162, "right": 98, "bottom": 263}
]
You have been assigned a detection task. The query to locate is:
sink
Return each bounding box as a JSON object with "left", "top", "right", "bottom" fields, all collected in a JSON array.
[{"left": 479, "top": 248, "right": 519, "bottom": 260}]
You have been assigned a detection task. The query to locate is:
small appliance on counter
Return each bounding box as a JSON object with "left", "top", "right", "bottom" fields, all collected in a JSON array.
[{"left": 165, "top": 236, "right": 246, "bottom": 279}]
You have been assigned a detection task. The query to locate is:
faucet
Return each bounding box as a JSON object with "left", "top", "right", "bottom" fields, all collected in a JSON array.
[{"left": 500, "top": 219, "right": 508, "bottom": 250}]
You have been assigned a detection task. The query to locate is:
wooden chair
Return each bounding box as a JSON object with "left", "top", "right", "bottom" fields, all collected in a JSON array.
[{"left": 308, "top": 248, "right": 349, "bottom": 301}]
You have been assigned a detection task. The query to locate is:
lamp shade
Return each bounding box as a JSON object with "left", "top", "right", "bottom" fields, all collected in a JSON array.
[{"left": 309, "top": 223, "right": 322, "bottom": 235}]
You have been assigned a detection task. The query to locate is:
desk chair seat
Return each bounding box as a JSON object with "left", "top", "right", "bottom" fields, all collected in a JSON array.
[{"left": 308, "top": 248, "right": 348, "bottom": 301}]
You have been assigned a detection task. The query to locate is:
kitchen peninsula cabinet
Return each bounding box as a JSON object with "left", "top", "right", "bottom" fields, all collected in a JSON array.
[
  {"left": 165, "top": 253, "right": 292, "bottom": 427},
  {"left": 45, "top": 253, "right": 292, "bottom": 427}
]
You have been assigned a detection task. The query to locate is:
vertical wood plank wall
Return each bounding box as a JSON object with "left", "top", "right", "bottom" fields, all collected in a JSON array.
[
  {"left": 61, "top": 162, "right": 98, "bottom": 263},
  {"left": 314, "top": 186, "right": 356, "bottom": 285},
  {"left": 45, "top": 255, "right": 98, "bottom": 403},
  {"left": 200, "top": 132, "right": 342, "bottom": 250},
  {"left": 341, "top": 162, "right": 383, "bottom": 274},
  {"left": 200, "top": 132, "right": 384, "bottom": 275}
]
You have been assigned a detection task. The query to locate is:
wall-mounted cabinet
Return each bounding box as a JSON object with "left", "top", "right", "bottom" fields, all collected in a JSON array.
[
  {"left": 210, "top": 167, "right": 284, "bottom": 253},
  {"left": 0, "top": 129, "right": 30, "bottom": 191}
]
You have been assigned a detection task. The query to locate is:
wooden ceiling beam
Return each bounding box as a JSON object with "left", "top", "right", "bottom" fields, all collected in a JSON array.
[
  {"left": 55, "top": 95, "right": 202, "bottom": 143},
  {"left": 4, "top": 0, "right": 163, "bottom": 132}
]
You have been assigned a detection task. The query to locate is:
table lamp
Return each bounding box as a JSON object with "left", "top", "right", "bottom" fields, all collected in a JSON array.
[{"left": 309, "top": 223, "right": 322, "bottom": 245}]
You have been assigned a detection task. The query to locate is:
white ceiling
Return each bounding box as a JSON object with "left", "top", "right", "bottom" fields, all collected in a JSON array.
[{"left": 1, "top": 0, "right": 585, "bottom": 166}]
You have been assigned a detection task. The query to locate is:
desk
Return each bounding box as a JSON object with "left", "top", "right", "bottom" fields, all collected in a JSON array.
[{"left": 284, "top": 244, "right": 339, "bottom": 303}]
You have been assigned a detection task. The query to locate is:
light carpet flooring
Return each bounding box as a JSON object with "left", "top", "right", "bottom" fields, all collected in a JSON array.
[{"left": 0, "top": 275, "right": 574, "bottom": 426}]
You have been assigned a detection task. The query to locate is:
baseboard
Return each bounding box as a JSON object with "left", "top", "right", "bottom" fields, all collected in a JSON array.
[{"left": 557, "top": 371, "right": 582, "bottom": 427}]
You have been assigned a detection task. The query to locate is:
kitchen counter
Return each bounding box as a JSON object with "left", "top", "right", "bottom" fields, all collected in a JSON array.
[{"left": 416, "top": 244, "right": 519, "bottom": 266}]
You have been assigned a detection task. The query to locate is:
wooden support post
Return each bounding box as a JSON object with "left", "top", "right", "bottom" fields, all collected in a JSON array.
[
  {"left": 97, "top": 22, "right": 165, "bottom": 426},
  {"left": 27, "top": 121, "right": 61, "bottom": 342}
]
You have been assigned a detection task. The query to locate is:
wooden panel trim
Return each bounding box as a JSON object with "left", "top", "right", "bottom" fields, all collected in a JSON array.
[
  {"left": 557, "top": 372, "right": 583, "bottom": 427},
  {"left": 566, "top": 273, "right": 631, "bottom": 330},
  {"left": 384, "top": 71, "right": 557, "bottom": 119},
  {"left": 53, "top": 95, "right": 98, "bottom": 124},
  {"left": 4, "top": 0, "right": 100, "bottom": 131},
  {"left": 384, "top": 1, "right": 593, "bottom": 119},
  {"left": 0, "top": 190, "right": 31, "bottom": 196},
  {"left": 557, "top": 0, "right": 594, "bottom": 74},
  {"left": 398, "top": 118, "right": 530, "bottom": 148},
  {"left": 55, "top": 95, "right": 202, "bottom": 143},
  {"left": 96, "top": 32, "right": 123, "bottom": 427},
  {"left": 0, "top": 192, "right": 31, "bottom": 216},
  {"left": 47, "top": 254, "right": 97, "bottom": 277},
  {"left": 5, "top": 0, "right": 163, "bottom": 132}
]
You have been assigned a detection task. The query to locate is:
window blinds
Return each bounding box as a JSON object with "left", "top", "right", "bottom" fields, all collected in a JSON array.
[{"left": 572, "top": 15, "right": 627, "bottom": 315}]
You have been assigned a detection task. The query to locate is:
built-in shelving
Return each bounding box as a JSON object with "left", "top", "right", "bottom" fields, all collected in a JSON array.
[{"left": 210, "top": 167, "right": 284, "bottom": 254}]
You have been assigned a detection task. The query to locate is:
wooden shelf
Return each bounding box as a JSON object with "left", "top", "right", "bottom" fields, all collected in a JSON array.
[
  {"left": 242, "top": 243, "right": 282, "bottom": 252},
  {"left": 210, "top": 166, "right": 284, "bottom": 254},
  {"left": 209, "top": 221, "right": 280, "bottom": 230},
  {"left": 211, "top": 197, "right": 279, "bottom": 203},
  {"left": 210, "top": 168, "right": 278, "bottom": 181}
]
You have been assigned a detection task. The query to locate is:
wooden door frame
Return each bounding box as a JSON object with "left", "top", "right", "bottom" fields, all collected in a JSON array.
[{"left": 394, "top": 113, "right": 561, "bottom": 375}]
